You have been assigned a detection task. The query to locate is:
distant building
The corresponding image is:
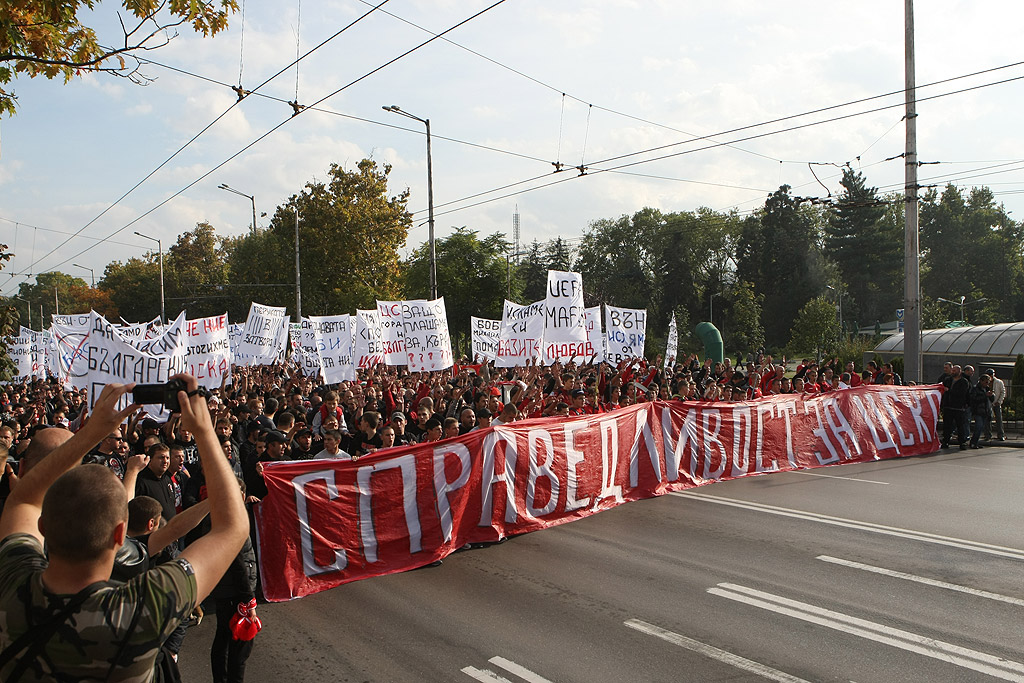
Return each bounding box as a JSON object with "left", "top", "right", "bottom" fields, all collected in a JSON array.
[{"left": 870, "top": 322, "right": 1024, "bottom": 382}]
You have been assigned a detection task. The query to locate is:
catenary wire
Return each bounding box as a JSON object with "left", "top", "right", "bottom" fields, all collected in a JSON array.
[{"left": 2, "top": 0, "right": 510, "bottom": 297}]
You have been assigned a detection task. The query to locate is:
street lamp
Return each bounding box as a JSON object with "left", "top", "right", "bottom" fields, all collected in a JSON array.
[
  {"left": 14, "top": 296, "right": 30, "bottom": 329},
  {"left": 218, "top": 183, "right": 258, "bottom": 235},
  {"left": 134, "top": 232, "right": 165, "bottom": 323},
  {"left": 936, "top": 295, "right": 988, "bottom": 324},
  {"left": 383, "top": 104, "right": 436, "bottom": 300},
  {"left": 72, "top": 263, "right": 95, "bottom": 288},
  {"left": 709, "top": 291, "right": 724, "bottom": 324}
]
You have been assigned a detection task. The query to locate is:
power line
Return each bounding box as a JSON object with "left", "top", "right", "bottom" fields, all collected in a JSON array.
[
  {"left": 414, "top": 70, "right": 1024, "bottom": 220},
  {"left": 1, "top": 0, "right": 510, "bottom": 297},
  {"left": 9, "top": 0, "right": 393, "bottom": 288}
]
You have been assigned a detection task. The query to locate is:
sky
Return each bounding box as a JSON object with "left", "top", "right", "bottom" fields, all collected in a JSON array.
[{"left": 2, "top": 0, "right": 1024, "bottom": 300}]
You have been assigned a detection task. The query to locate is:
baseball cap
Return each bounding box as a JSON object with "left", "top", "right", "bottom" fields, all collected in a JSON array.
[
  {"left": 391, "top": 411, "right": 407, "bottom": 422},
  {"left": 264, "top": 430, "right": 288, "bottom": 445}
]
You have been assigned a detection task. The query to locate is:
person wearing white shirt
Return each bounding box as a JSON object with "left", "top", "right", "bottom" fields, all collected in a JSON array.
[
  {"left": 985, "top": 369, "right": 1006, "bottom": 441},
  {"left": 314, "top": 429, "right": 354, "bottom": 460}
]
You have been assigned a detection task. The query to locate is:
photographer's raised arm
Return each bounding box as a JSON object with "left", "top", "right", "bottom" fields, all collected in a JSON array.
[
  {"left": 174, "top": 374, "right": 249, "bottom": 602},
  {"left": 0, "top": 383, "right": 140, "bottom": 544}
]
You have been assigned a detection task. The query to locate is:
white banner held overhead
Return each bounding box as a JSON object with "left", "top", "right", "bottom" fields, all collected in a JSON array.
[
  {"left": 496, "top": 299, "right": 544, "bottom": 368},
  {"left": 129, "top": 311, "right": 188, "bottom": 377},
  {"left": 569, "top": 306, "right": 604, "bottom": 364},
  {"left": 77, "top": 312, "right": 169, "bottom": 410},
  {"left": 542, "top": 270, "right": 589, "bottom": 364},
  {"left": 185, "top": 314, "right": 232, "bottom": 389},
  {"left": 401, "top": 297, "right": 453, "bottom": 372},
  {"left": 309, "top": 314, "right": 355, "bottom": 384},
  {"left": 665, "top": 312, "right": 678, "bottom": 368},
  {"left": 604, "top": 305, "right": 647, "bottom": 364},
  {"left": 354, "top": 309, "right": 384, "bottom": 369},
  {"left": 470, "top": 317, "right": 501, "bottom": 362},
  {"left": 238, "top": 302, "right": 288, "bottom": 365},
  {"left": 298, "top": 318, "right": 321, "bottom": 377},
  {"left": 10, "top": 332, "right": 32, "bottom": 380},
  {"left": 376, "top": 300, "right": 406, "bottom": 366}
]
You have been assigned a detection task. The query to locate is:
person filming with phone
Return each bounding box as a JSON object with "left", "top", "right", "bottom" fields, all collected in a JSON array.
[{"left": 0, "top": 374, "right": 249, "bottom": 681}]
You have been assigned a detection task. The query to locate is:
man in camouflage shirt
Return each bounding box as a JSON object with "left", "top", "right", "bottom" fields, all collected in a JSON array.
[{"left": 0, "top": 378, "right": 249, "bottom": 682}]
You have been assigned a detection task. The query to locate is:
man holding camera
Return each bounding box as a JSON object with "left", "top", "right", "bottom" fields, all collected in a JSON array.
[{"left": 0, "top": 376, "right": 249, "bottom": 681}]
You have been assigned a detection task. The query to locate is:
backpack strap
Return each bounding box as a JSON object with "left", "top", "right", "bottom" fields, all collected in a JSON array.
[{"left": 0, "top": 581, "right": 109, "bottom": 683}]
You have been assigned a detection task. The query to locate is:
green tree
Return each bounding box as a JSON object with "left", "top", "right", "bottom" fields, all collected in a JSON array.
[
  {"left": 17, "top": 271, "right": 115, "bottom": 319},
  {"left": 514, "top": 240, "right": 548, "bottom": 303},
  {"left": 99, "top": 256, "right": 161, "bottom": 322},
  {"left": 543, "top": 237, "right": 573, "bottom": 272},
  {"left": 788, "top": 295, "right": 841, "bottom": 362},
  {"left": 405, "top": 227, "right": 510, "bottom": 354},
  {"left": 0, "top": 246, "right": 18, "bottom": 378},
  {"left": 736, "top": 186, "right": 825, "bottom": 349},
  {"left": 824, "top": 169, "right": 902, "bottom": 327},
  {"left": 164, "top": 221, "right": 230, "bottom": 318},
  {"left": 1, "top": 0, "right": 237, "bottom": 116},
  {"left": 222, "top": 159, "right": 411, "bottom": 318},
  {"left": 723, "top": 281, "right": 764, "bottom": 354},
  {"left": 573, "top": 208, "right": 658, "bottom": 309}
]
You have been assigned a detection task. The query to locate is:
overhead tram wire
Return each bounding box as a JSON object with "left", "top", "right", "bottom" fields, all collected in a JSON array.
[
  {"left": 7, "top": 0, "right": 394, "bottom": 292},
  {"left": 130, "top": 55, "right": 551, "bottom": 165},
  {"left": 9, "top": 0, "right": 511, "bottom": 290},
  {"left": 353, "top": 0, "right": 783, "bottom": 165},
  {"left": 414, "top": 71, "right": 1024, "bottom": 221}
]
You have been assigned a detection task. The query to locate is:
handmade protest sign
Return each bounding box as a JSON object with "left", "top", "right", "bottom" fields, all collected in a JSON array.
[
  {"left": 238, "top": 303, "right": 288, "bottom": 365},
  {"left": 10, "top": 332, "right": 32, "bottom": 380},
  {"left": 604, "top": 305, "right": 647, "bottom": 364},
  {"left": 542, "top": 270, "right": 589, "bottom": 364},
  {"left": 665, "top": 312, "right": 678, "bottom": 368},
  {"left": 185, "top": 313, "right": 232, "bottom": 388},
  {"left": 129, "top": 311, "right": 187, "bottom": 377},
  {"left": 496, "top": 300, "right": 544, "bottom": 368},
  {"left": 376, "top": 300, "right": 406, "bottom": 366},
  {"left": 309, "top": 314, "right": 355, "bottom": 384},
  {"left": 470, "top": 317, "right": 501, "bottom": 362},
  {"left": 354, "top": 310, "right": 384, "bottom": 368},
  {"left": 569, "top": 306, "right": 604, "bottom": 364},
  {"left": 402, "top": 297, "right": 453, "bottom": 372}
]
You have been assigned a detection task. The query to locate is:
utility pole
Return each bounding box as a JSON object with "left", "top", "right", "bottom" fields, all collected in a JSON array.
[
  {"left": 295, "top": 208, "right": 302, "bottom": 320},
  {"left": 903, "top": 0, "right": 922, "bottom": 383}
]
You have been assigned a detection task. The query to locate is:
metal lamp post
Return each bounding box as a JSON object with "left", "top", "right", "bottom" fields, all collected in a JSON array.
[
  {"left": 709, "top": 291, "right": 724, "bottom": 325},
  {"left": 72, "top": 263, "right": 95, "bottom": 288},
  {"left": 134, "top": 231, "right": 165, "bottom": 323},
  {"left": 383, "top": 105, "right": 436, "bottom": 300},
  {"left": 218, "top": 184, "right": 258, "bottom": 235}
]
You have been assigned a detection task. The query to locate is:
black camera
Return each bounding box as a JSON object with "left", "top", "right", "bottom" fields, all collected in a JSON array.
[{"left": 133, "top": 378, "right": 188, "bottom": 412}]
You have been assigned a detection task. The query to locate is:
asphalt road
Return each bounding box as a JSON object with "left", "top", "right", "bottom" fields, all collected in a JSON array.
[{"left": 179, "top": 445, "right": 1024, "bottom": 682}]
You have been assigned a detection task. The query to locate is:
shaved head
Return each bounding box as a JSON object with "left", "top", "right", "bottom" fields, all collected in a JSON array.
[{"left": 18, "top": 427, "right": 72, "bottom": 478}]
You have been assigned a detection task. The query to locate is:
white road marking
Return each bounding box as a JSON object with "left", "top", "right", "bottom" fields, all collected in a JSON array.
[
  {"left": 672, "top": 491, "right": 1024, "bottom": 561},
  {"left": 934, "top": 462, "right": 991, "bottom": 471},
  {"left": 489, "top": 657, "right": 554, "bottom": 683},
  {"left": 625, "top": 619, "right": 812, "bottom": 682},
  {"left": 462, "top": 666, "right": 513, "bottom": 682},
  {"left": 816, "top": 555, "right": 1024, "bottom": 607},
  {"left": 463, "top": 658, "right": 554, "bottom": 683},
  {"left": 709, "top": 583, "right": 1024, "bottom": 682},
  {"left": 786, "top": 471, "right": 889, "bottom": 484}
]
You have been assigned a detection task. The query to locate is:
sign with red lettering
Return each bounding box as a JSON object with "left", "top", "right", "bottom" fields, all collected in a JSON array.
[
  {"left": 184, "top": 313, "right": 232, "bottom": 389},
  {"left": 255, "top": 385, "right": 942, "bottom": 601},
  {"left": 495, "top": 299, "right": 543, "bottom": 368},
  {"left": 376, "top": 300, "right": 406, "bottom": 366},
  {"left": 542, "top": 270, "right": 588, "bottom": 364}
]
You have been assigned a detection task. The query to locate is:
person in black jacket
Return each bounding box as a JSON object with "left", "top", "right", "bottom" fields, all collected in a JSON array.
[
  {"left": 968, "top": 373, "right": 993, "bottom": 449},
  {"left": 209, "top": 478, "right": 258, "bottom": 683},
  {"left": 941, "top": 365, "right": 971, "bottom": 450}
]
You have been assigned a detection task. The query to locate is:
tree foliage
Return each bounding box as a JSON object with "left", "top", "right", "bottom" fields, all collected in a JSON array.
[
  {"left": 404, "top": 227, "right": 510, "bottom": 353},
  {"left": 788, "top": 295, "right": 840, "bottom": 361},
  {"left": 1, "top": 0, "right": 237, "bottom": 116}
]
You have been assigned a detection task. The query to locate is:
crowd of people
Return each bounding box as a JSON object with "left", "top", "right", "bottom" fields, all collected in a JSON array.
[{"left": 0, "top": 350, "right": 1012, "bottom": 680}]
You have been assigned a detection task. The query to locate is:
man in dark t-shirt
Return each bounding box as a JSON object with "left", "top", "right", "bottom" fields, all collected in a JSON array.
[{"left": 135, "top": 442, "right": 176, "bottom": 522}]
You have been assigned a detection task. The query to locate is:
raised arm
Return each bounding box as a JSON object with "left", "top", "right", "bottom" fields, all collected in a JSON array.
[
  {"left": 174, "top": 374, "right": 249, "bottom": 602},
  {"left": 147, "top": 499, "right": 210, "bottom": 555},
  {"left": 0, "top": 383, "right": 139, "bottom": 544}
]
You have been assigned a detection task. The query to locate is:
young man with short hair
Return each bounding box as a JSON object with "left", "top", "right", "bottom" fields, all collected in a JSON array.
[{"left": 0, "top": 377, "right": 248, "bottom": 681}]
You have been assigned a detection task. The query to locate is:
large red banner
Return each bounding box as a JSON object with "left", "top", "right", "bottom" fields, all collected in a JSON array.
[{"left": 255, "top": 384, "right": 942, "bottom": 601}]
